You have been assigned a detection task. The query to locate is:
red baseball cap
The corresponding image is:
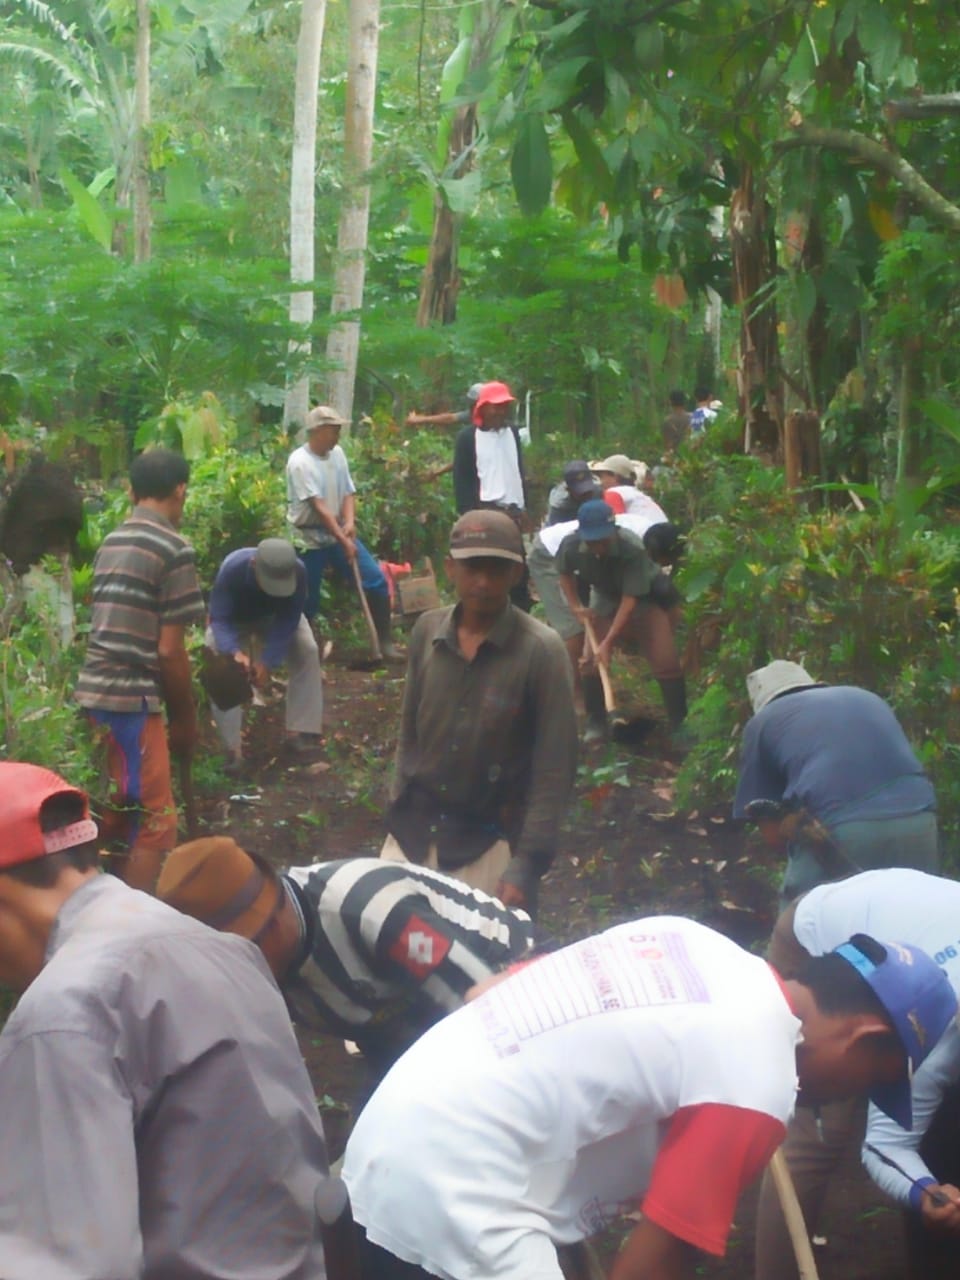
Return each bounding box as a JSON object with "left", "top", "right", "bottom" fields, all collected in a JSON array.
[
  {"left": 472, "top": 381, "right": 516, "bottom": 425},
  {"left": 0, "top": 764, "right": 98, "bottom": 870}
]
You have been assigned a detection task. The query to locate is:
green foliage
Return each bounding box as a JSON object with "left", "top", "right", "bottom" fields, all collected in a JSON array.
[
  {"left": 672, "top": 450, "right": 960, "bottom": 860},
  {"left": 182, "top": 443, "right": 288, "bottom": 586},
  {"left": 347, "top": 419, "right": 456, "bottom": 562},
  {"left": 0, "top": 205, "right": 312, "bottom": 435},
  {"left": 0, "top": 576, "right": 97, "bottom": 787}
]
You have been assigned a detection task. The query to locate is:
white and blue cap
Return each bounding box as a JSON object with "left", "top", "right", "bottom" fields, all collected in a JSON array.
[{"left": 833, "top": 937, "right": 958, "bottom": 1128}]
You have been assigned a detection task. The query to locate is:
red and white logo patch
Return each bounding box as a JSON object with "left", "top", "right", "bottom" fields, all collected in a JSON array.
[{"left": 389, "top": 916, "right": 451, "bottom": 978}]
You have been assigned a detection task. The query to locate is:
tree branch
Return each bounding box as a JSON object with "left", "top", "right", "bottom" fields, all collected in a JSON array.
[
  {"left": 885, "top": 93, "right": 960, "bottom": 122},
  {"left": 528, "top": 0, "right": 690, "bottom": 20},
  {"left": 776, "top": 125, "right": 960, "bottom": 236}
]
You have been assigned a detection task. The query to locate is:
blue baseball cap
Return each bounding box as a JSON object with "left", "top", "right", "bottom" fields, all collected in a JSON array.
[
  {"left": 834, "top": 938, "right": 958, "bottom": 1128},
  {"left": 577, "top": 499, "right": 617, "bottom": 542}
]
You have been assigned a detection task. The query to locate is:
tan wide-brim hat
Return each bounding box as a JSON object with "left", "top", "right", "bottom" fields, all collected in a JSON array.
[
  {"left": 156, "top": 837, "right": 279, "bottom": 939},
  {"left": 746, "top": 660, "right": 824, "bottom": 714},
  {"left": 593, "top": 454, "right": 638, "bottom": 483}
]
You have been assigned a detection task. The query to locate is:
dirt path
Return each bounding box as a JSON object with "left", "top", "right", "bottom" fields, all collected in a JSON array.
[{"left": 193, "top": 660, "right": 904, "bottom": 1279}]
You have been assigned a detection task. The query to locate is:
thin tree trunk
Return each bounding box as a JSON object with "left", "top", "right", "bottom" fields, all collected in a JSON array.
[
  {"left": 284, "top": 0, "right": 328, "bottom": 432},
  {"left": 896, "top": 343, "right": 920, "bottom": 485},
  {"left": 325, "top": 0, "right": 381, "bottom": 425},
  {"left": 133, "top": 0, "right": 151, "bottom": 263},
  {"left": 417, "top": 104, "right": 475, "bottom": 326},
  {"left": 730, "top": 167, "right": 783, "bottom": 455}
]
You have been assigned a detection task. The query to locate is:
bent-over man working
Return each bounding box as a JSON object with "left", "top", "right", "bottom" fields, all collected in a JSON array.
[
  {"left": 557, "top": 499, "right": 686, "bottom": 743},
  {"left": 756, "top": 868, "right": 960, "bottom": 1280},
  {"left": 206, "top": 537, "right": 324, "bottom": 766},
  {"left": 158, "top": 837, "right": 537, "bottom": 1085},
  {"left": 343, "top": 914, "right": 956, "bottom": 1280},
  {"left": 0, "top": 764, "right": 328, "bottom": 1280},
  {"left": 384, "top": 510, "right": 578, "bottom": 915},
  {"left": 734, "top": 659, "right": 939, "bottom": 901}
]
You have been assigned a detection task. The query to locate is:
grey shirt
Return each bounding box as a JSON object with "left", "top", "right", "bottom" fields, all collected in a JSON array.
[{"left": 0, "top": 875, "right": 328, "bottom": 1280}]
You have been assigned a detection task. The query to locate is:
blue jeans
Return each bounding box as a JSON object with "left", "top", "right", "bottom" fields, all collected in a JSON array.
[{"left": 301, "top": 539, "right": 387, "bottom": 620}]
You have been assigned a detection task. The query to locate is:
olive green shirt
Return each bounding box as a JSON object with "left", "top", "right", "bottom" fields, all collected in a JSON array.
[
  {"left": 390, "top": 603, "right": 578, "bottom": 887},
  {"left": 556, "top": 526, "right": 657, "bottom": 601}
]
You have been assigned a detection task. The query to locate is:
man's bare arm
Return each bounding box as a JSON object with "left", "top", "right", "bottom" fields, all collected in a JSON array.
[
  {"left": 158, "top": 622, "right": 196, "bottom": 758},
  {"left": 610, "top": 1220, "right": 695, "bottom": 1280}
]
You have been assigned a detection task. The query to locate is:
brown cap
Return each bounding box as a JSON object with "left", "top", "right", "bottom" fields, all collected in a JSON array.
[
  {"left": 306, "top": 405, "right": 348, "bottom": 431},
  {"left": 449, "top": 510, "right": 524, "bottom": 563},
  {"left": 156, "top": 837, "right": 279, "bottom": 939}
]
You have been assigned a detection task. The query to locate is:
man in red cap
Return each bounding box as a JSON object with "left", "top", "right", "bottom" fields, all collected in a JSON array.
[
  {"left": 452, "top": 380, "right": 531, "bottom": 609},
  {"left": 0, "top": 762, "right": 328, "bottom": 1280}
]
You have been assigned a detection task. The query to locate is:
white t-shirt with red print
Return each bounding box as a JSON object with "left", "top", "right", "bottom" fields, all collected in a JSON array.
[{"left": 343, "top": 916, "right": 799, "bottom": 1280}]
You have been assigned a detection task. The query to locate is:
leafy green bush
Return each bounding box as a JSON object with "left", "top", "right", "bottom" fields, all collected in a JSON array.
[
  {"left": 0, "top": 575, "right": 98, "bottom": 788},
  {"left": 673, "top": 451, "right": 960, "bottom": 862},
  {"left": 183, "top": 445, "right": 288, "bottom": 585},
  {"left": 347, "top": 419, "right": 457, "bottom": 562}
]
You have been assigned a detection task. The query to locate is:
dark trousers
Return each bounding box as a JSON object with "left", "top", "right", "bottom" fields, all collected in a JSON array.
[
  {"left": 356, "top": 1227, "right": 439, "bottom": 1280},
  {"left": 904, "top": 1081, "right": 960, "bottom": 1279}
]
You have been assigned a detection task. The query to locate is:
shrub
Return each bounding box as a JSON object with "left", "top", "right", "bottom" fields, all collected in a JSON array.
[{"left": 673, "top": 450, "right": 960, "bottom": 864}]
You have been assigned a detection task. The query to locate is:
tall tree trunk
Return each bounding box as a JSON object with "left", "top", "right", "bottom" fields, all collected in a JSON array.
[
  {"left": 325, "top": 0, "right": 381, "bottom": 425},
  {"left": 417, "top": 104, "right": 475, "bottom": 326},
  {"left": 284, "top": 0, "right": 328, "bottom": 432},
  {"left": 133, "top": 0, "right": 151, "bottom": 263},
  {"left": 730, "top": 167, "right": 783, "bottom": 455},
  {"left": 801, "top": 211, "right": 827, "bottom": 411}
]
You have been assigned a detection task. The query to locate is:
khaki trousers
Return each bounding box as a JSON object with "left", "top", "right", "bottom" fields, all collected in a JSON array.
[
  {"left": 380, "top": 833, "right": 511, "bottom": 898},
  {"left": 205, "top": 618, "right": 323, "bottom": 755}
]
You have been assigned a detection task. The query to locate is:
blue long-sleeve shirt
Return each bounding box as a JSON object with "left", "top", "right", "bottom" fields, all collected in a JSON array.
[
  {"left": 209, "top": 548, "right": 307, "bottom": 668},
  {"left": 733, "top": 685, "right": 934, "bottom": 825}
]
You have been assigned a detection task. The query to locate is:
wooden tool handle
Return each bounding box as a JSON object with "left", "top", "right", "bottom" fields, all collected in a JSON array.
[
  {"left": 769, "top": 1149, "right": 820, "bottom": 1280},
  {"left": 582, "top": 617, "right": 617, "bottom": 715},
  {"left": 177, "top": 755, "right": 200, "bottom": 840},
  {"left": 352, "top": 557, "right": 383, "bottom": 661}
]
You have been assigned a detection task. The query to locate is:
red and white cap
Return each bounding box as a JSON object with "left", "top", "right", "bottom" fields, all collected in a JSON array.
[{"left": 0, "top": 763, "right": 98, "bottom": 869}]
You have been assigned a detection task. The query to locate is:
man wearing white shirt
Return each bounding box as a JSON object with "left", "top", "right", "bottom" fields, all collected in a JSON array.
[
  {"left": 343, "top": 914, "right": 956, "bottom": 1280},
  {"left": 756, "top": 868, "right": 960, "bottom": 1280},
  {"left": 452, "top": 380, "right": 530, "bottom": 610},
  {"left": 285, "top": 403, "right": 400, "bottom": 657}
]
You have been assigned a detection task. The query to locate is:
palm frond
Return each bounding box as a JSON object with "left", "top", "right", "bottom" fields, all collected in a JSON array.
[{"left": 0, "top": 38, "right": 95, "bottom": 97}]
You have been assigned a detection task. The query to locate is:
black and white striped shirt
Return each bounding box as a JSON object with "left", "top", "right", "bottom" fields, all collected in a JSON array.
[{"left": 281, "top": 858, "right": 536, "bottom": 1038}]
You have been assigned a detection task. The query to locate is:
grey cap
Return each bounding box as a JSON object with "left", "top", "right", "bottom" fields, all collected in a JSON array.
[
  {"left": 253, "top": 538, "right": 299, "bottom": 597},
  {"left": 466, "top": 383, "right": 485, "bottom": 403},
  {"left": 746, "top": 660, "right": 822, "bottom": 714}
]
